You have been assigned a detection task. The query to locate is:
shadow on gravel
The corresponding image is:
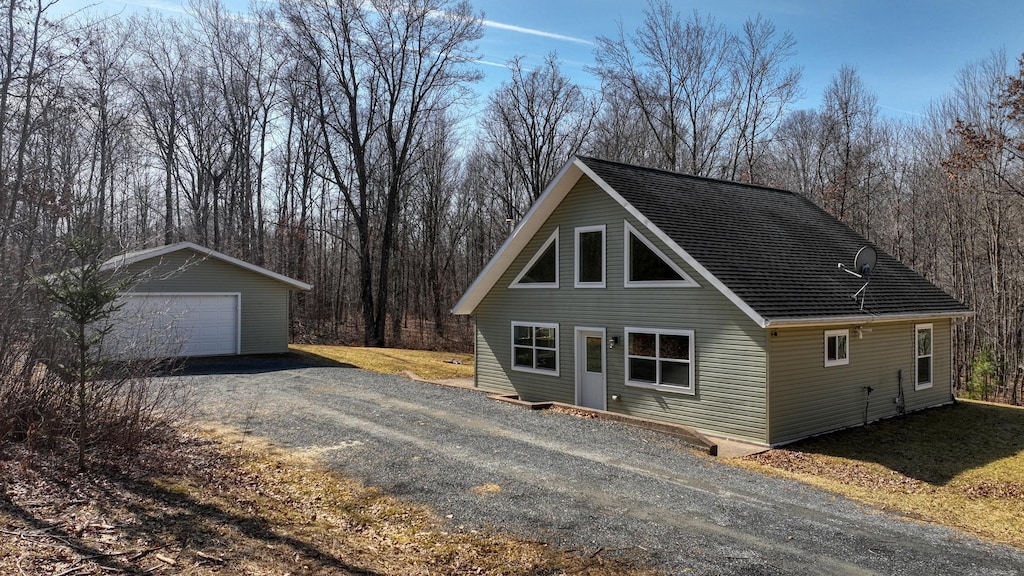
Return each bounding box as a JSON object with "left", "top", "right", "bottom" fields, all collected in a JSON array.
[{"left": 153, "top": 352, "right": 355, "bottom": 377}]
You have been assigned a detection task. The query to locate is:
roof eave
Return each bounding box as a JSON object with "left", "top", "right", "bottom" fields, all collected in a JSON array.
[
  {"left": 452, "top": 159, "right": 586, "bottom": 315},
  {"left": 763, "top": 310, "right": 974, "bottom": 328}
]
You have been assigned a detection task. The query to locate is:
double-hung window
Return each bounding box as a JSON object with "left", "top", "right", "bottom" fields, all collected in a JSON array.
[
  {"left": 512, "top": 322, "right": 559, "bottom": 375},
  {"left": 574, "top": 225, "right": 605, "bottom": 288},
  {"left": 625, "top": 328, "right": 695, "bottom": 394},
  {"left": 915, "top": 324, "right": 933, "bottom": 389},
  {"left": 824, "top": 329, "right": 849, "bottom": 367}
]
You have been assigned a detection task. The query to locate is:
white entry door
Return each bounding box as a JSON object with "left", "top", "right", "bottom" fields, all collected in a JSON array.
[{"left": 575, "top": 327, "right": 606, "bottom": 410}]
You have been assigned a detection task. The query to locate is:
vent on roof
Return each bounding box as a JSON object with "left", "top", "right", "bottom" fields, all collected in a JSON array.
[{"left": 838, "top": 246, "right": 877, "bottom": 311}]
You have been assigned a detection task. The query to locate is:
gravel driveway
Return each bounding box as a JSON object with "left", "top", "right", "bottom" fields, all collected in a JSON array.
[{"left": 177, "top": 357, "right": 1024, "bottom": 575}]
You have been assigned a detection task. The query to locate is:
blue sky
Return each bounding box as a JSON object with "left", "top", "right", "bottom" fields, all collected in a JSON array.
[
  {"left": 471, "top": 0, "right": 1024, "bottom": 118},
  {"left": 68, "top": 0, "right": 1023, "bottom": 118}
]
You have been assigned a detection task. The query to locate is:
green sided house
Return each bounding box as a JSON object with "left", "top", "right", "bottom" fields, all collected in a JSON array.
[
  {"left": 453, "top": 157, "right": 972, "bottom": 446},
  {"left": 101, "top": 242, "right": 312, "bottom": 359}
]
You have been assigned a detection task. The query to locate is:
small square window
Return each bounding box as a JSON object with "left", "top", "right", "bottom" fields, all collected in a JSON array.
[{"left": 824, "top": 329, "right": 849, "bottom": 367}]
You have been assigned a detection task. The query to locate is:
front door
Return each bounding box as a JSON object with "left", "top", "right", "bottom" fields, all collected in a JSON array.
[{"left": 575, "top": 328, "right": 606, "bottom": 410}]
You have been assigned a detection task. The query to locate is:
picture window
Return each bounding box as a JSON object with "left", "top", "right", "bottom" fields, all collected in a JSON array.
[{"left": 624, "top": 327, "right": 695, "bottom": 394}]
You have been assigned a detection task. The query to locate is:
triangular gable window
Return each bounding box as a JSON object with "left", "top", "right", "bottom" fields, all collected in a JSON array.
[
  {"left": 624, "top": 221, "right": 698, "bottom": 287},
  {"left": 511, "top": 228, "right": 559, "bottom": 288}
]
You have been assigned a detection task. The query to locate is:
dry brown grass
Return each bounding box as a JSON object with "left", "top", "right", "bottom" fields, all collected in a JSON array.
[
  {"left": 0, "top": 425, "right": 656, "bottom": 575},
  {"left": 292, "top": 344, "right": 474, "bottom": 381},
  {"left": 732, "top": 399, "right": 1024, "bottom": 549}
]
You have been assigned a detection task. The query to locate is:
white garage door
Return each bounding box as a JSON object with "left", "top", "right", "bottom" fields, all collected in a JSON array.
[{"left": 106, "top": 293, "right": 240, "bottom": 359}]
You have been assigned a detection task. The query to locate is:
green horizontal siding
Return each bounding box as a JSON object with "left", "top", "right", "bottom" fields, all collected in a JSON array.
[
  {"left": 118, "top": 250, "right": 293, "bottom": 355},
  {"left": 768, "top": 319, "right": 952, "bottom": 444},
  {"left": 475, "top": 178, "right": 768, "bottom": 443}
]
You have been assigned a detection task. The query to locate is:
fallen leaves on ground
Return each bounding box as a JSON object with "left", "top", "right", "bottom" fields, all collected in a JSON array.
[{"left": 1, "top": 427, "right": 658, "bottom": 575}]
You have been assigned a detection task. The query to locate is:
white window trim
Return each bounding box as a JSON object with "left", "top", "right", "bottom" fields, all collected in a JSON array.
[
  {"left": 624, "top": 327, "right": 695, "bottom": 395},
  {"left": 623, "top": 221, "right": 699, "bottom": 288},
  {"left": 824, "top": 329, "right": 850, "bottom": 367},
  {"left": 511, "top": 321, "right": 560, "bottom": 376},
  {"left": 574, "top": 225, "right": 606, "bottom": 288},
  {"left": 510, "top": 228, "right": 559, "bottom": 289},
  {"left": 915, "top": 323, "right": 933, "bottom": 390}
]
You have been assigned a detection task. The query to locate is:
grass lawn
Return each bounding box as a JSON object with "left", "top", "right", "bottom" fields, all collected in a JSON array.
[
  {"left": 292, "top": 344, "right": 474, "bottom": 380},
  {"left": 733, "top": 399, "right": 1024, "bottom": 549},
  {"left": 0, "top": 426, "right": 655, "bottom": 575}
]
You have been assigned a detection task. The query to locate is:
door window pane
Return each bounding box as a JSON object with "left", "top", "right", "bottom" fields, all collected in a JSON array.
[{"left": 586, "top": 336, "right": 602, "bottom": 372}]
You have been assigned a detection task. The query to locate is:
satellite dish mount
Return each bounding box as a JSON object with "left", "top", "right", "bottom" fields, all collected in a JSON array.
[{"left": 837, "top": 246, "right": 877, "bottom": 311}]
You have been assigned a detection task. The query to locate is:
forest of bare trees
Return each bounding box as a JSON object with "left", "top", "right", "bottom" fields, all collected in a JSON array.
[{"left": 2, "top": 0, "right": 1022, "bottom": 403}]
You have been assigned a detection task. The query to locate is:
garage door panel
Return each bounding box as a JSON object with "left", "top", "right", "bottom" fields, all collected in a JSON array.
[{"left": 106, "top": 294, "right": 239, "bottom": 359}]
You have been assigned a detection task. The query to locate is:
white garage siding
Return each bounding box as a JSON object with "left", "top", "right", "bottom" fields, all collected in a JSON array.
[{"left": 106, "top": 293, "right": 240, "bottom": 359}]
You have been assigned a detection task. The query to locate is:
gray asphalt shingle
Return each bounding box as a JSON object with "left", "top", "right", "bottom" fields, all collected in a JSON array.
[{"left": 580, "top": 156, "right": 969, "bottom": 321}]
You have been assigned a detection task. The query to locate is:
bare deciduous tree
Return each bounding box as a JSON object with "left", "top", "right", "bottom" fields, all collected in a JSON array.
[{"left": 482, "top": 53, "right": 598, "bottom": 217}]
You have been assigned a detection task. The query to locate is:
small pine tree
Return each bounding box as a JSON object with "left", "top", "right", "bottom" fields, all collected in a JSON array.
[
  {"left": 967, "top": 347, "right": 1000, "bottom": 402},
  {"left": 36, "top": 229, "right": 131, "bottom": 471}
]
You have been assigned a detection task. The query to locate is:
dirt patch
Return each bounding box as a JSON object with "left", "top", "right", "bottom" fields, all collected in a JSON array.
[
  {"left": 1, "top": 427, "right": 657, "bottom": 575},
  {"left": 549, "top": 405, "right": 600, "bottom": 419}
]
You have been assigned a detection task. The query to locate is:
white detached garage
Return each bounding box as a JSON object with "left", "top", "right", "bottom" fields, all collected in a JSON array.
[{"left": 101, "top": 242, "right": 312, "bottom": 359}]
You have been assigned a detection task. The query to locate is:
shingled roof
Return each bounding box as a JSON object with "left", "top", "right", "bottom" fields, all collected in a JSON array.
[{"left": 453, "top": 156, "right": 971, "bottom": 325}]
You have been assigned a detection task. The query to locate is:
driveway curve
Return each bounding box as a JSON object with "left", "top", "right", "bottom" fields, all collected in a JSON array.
[{"left": 177, "top": 359, "right": 1024, "bottom": 575}]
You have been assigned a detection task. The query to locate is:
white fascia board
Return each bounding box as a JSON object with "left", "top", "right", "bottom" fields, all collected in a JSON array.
[
  {"left": 104, "top": 241, "right": 313, "bottom": 291},
  {"left": 574, "top": 161, "right": 771, "bottom": 329},
  {"left": 452, "top": 159, "right": 585, "bottom": 315},
  {"left": 763, "top": 310, "right": 974, "bottom": 328}
]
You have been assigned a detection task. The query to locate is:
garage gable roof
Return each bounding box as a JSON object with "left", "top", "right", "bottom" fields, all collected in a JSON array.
[{"left": 103, "top": 242, "right": 312, "bottom": 291}]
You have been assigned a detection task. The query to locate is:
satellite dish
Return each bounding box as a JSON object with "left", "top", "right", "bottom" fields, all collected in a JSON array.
[
  {"left": 854, "top": 246, "right": 876, "bottom": 278},
  {"left": 837, "top": 246, "right": 878, "bottom": 311}
]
